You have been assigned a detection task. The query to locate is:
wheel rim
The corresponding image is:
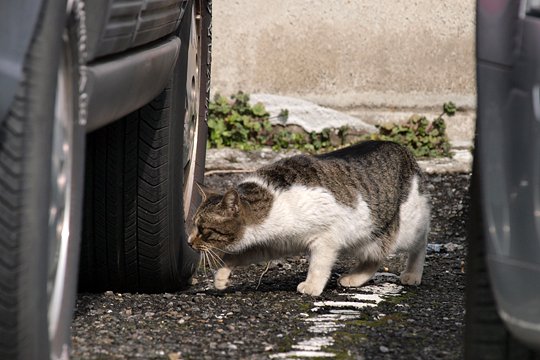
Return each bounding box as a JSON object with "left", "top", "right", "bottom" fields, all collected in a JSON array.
[
  {"left": 47, "top": 27, "right": 75, "bottom": 359},
  {"left": 183, "top": 3, "right": 202, "bottom": 220}
]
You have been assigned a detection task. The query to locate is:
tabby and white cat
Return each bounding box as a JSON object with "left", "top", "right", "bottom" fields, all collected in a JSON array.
[{"left": 188, "top": 140, "right": 430, "bottom": 296}]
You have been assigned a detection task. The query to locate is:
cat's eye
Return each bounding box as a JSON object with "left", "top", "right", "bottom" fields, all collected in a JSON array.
[
  {"left": 197, "top": 226, "right": 211, "bottom": 239},
  {"left": 202, "top": 229, "right": 211, "bottom": 237}
]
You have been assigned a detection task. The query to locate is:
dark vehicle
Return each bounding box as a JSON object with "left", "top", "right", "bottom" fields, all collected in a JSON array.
[
  {"left": 0, "top": 0, "right": 211, "bottom": 358},
  {"left": 467, "top": 0, "right": 540, "bottom": 358}
]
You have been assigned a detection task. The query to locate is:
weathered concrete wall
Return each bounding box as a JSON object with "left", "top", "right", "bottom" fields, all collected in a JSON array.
[{"left": 212, "top": 0, "right": 476, "bottom": 111}]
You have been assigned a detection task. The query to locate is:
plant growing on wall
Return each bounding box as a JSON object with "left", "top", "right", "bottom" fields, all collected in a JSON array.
[
  {"left": 207, "top": 92, "right": 455, "bottom": 158},
  {"left": 207, "top": 92, "right": 333, "bottom": 152},
  {"left": 368, "top": 102, "right": 455, "bottom": 158},
  {"left": 207, "top": 92, "right": 272, "bottom": 150}
]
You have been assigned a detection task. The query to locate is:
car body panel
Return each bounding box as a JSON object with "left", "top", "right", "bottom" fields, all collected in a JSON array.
[
  {"left": 85, "top": 35, "right": 180, "bottom": 131},
  {"left": 86, "top": 0, "right": 187, "bottom": 62},
  {"left": 477, "top": 0, "right": 540, "bottom": 350},
  {"left": 0, "top": 0, "right": 189, "bottom": 130}
]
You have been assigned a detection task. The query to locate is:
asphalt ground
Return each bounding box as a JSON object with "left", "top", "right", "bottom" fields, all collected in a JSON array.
[{"left": 71, "top": 171, "right": 470, "bottom": 360}]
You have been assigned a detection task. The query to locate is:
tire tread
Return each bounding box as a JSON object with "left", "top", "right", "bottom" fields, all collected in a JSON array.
[
  {"left": 0, "top": 93, "right": 25, "bottom": 360},
  {"left": 79, "top": 0, "right": 211, "bottom": 293}
]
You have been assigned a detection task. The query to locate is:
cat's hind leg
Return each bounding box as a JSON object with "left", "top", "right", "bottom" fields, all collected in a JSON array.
[
  {"left": 338, "top": 259, "right": 380, "bottom": 288},
  {"left": 399, "top": 217, "right": 429, "bottom": 286},
  {"left": 399, "top": 231, "right": 427, "bottom": 285},
  {"left": 396, "top": 180, "right": 430, "bottom": 286}
]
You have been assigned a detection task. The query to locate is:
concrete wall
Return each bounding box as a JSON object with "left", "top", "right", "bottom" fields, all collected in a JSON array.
[{"left": 211, "top": 0, "right": 476, "bottom": 111}]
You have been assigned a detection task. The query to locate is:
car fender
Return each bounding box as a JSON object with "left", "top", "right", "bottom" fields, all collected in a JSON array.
[{"left": 477, "top": 0, "right": 540, "bottom": 350}]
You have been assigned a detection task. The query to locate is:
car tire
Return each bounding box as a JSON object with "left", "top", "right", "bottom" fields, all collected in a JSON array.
[
  {"left": 0, "top": 0, "right": 85, "bottom": 359},
  {"left": 78, "top": 0, "right": 211, "bottom": 292},
  {"left": 465, "top": 155, "right": 540, "bottom": 360}
]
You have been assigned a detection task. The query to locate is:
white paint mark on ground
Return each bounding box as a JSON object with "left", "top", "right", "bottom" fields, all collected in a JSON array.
[
  {"left": 329, "top": 309, "right": 364, "bottom": 315},
  {"left": 306, "top": 319, "right": 344, "bottom": 334},
  {"left": 305, "top": 314, "right": 363, "bottom": 321},
  {"left": 269, "top": 350, "right": 336, "bottom": 358},
  {"left": 292, "top": 337, "right": 334, "bottom": 351},
  {"left": 270, "top": 277, "right": 404, "bottom": 358},
  {"left": 313, "top": 301, "right": 378, "bottom": 309},
  {"left": 313, "top": 284, "right": 403, "bottom": 310}
]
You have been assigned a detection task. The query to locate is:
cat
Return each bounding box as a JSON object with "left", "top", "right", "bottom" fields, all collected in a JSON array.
[{"left": 188, "top": 140, "right": 430, "bottom": 296}]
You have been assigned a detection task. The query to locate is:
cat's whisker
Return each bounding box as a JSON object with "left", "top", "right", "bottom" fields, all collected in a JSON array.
[
  {"left": 206, "top": 244, "right": 234, "bottom": 255},
  {"left": 202, "top": 251, "right": 208, "bottom": 277},
  {"left": 210, "top": 254, "right": 225, "bottom": 270},
  {"left": 208, "top": 252, "right": 219, "bottom": 271},
  {"left": 204, "top": 250, "right": 216, "bottom": 270},
  {"left": 199, "top": 247, "right": 213, "bottom": 270},
  {"left": 207, "top": 252, "right": 213, "bottom": 274},
  {"left": 198, "top": 252, "right": 204, "bottom": 275},
  {"left": 209, "top": 249, "right": 224, "bottom": 270},
  {"left": 207, "top": 248, "right": 225, "bottom": 267},
  {"left": 204, "top": 250, "right": 218, "bottom": 271},
  {"left": 205, "top": 252, "right": 212, "bottom": 274},
  {"left": 212, "top": 254, "right": 224, "bottom": 269},
  {"left": 202, "top": 249, "right": 212, "bottom": 270},
  {"left": 197, "top": 254, "right": 204, "bottom": 274}
]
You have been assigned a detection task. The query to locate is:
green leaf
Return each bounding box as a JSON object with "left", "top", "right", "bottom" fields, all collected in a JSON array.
[
  {"left": 252, "top": 103, "right": 269, "bottom": 117},
  {"left": 443, "top": 101, "right": 457, "bottom": 116},
  {"left": 278, "top": 109, "right": 289, "bottom": 121}
]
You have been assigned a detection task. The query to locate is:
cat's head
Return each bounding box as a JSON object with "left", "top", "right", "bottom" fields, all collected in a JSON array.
[{"left": 188, "top": 184, "right": 245, "bottom": 253}]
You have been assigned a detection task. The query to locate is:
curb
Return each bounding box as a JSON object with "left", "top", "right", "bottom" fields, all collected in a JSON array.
[{"left": 204, "top": 147, "right": 472, "bottom": 176}]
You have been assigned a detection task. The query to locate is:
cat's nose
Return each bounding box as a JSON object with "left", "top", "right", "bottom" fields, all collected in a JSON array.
[{"left": 187, "top": 230, "right": 199, "bottom": 248}]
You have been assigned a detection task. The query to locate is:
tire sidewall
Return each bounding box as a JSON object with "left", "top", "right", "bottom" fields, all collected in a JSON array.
[
  {"left": 48, "top": 2, "right": 86, "bottom": 357},
  {"left": 173, "top": 0, "right": 212, "bottom": 282}
]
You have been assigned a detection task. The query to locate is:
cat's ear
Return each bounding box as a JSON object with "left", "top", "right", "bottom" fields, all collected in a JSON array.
[
  {"left": 222, "top": 189, "right": 240, "bottom": 215},
  {"left": 195, "top": 182, "right": 213, "bottom": 201}
]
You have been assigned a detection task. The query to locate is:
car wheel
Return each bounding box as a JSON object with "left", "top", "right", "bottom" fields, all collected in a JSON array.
[
  {"left": 465, "top": 155, "right": 540, "bottom": 360},
  {"left": 0, "top": 1, "right": 85, "bottom": 359},
  {"left": 78, "top": 0, "right": 211, "bottom": 292}
]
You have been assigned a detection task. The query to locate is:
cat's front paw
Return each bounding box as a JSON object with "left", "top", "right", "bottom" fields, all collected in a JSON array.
[
  {"left": 400, "top": 272, "right": 422, "bottom": 286},
  {"left": 297, "top": 281, "right": 324, "bottom": 296},
  {"left": 214, "top": 278, "right": 229, "bottom": 290},
  {"left": 214, "top": 267, "right": 232, "bottom": 290}
]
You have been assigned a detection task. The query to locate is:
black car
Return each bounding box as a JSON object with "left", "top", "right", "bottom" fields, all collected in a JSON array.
[{"left": 0, "top": 0, "right": 210, "bottom": 358}]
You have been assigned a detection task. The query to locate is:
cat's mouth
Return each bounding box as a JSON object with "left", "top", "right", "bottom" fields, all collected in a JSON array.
[
  {"left": 187, "top": 238, "right": 206, "bottom": 253},
  {"left": 187, "top": 231, "right": 206, "bottom": 252},
  {"left": 187, "top": 234, "right": 226, "bottom": 255},
  {"left": 187, "top": 233, "right": 198, "bottom": 249}
]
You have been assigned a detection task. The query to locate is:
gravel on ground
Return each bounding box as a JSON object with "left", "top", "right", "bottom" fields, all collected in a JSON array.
[{"left": 71, "top": 172, "right": 470, "bottom": 360}]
